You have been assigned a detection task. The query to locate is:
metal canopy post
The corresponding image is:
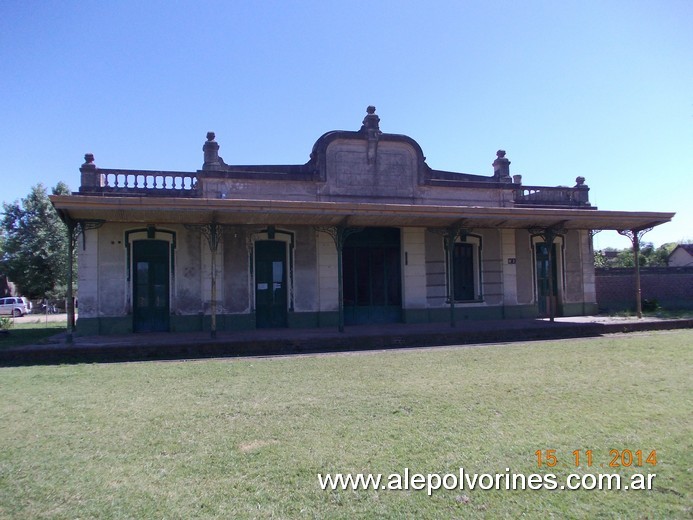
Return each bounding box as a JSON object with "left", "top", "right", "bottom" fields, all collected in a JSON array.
[
  {"left": 444, "top": 233, "right": 455, "bottom": 327},
  {"left": 56, "top": 214, "right": 104, "bottom": 344},
  {"left": 430, "top": 223, "right": 467, "bottom": 328},
  {"left": 618, "top": 227, "right": 652, "bottom": 319},
  {"left": 544, "top": 229, "right": 557, "bottom": 323},
  {"left": 315, "top": 225, "right": 363, "bottom": 332},
  {"left": 64, "top": 218, "right": 77, "bottom": 343},
  {"left": 187, "top": 222, "right": 224, "bottom": 338}
]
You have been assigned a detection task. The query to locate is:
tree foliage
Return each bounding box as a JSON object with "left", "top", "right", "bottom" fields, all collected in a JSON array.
[
  {"left": 593, "top": 249, "right": 610, "bottom": 268},
  {"left": 595, "top": 242, "right": 679, "bottom": 268},
  {"left": 0, "top": 183, "right": 72, "bottom": 299}
]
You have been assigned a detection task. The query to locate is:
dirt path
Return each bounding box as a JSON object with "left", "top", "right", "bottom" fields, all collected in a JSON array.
[{"left": 7, "top": 313, "right": 73, "bottom": 324}]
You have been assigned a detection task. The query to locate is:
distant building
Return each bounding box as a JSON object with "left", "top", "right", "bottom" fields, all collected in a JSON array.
[
  {"left": 668, "top": 244, "right": 693, "bottom": 267},
  {"left": 51, "top": 107, "right": 674, "bottom": 336},
  {"left": 596, "top": 249, "right": 621, "bottom": 267}
]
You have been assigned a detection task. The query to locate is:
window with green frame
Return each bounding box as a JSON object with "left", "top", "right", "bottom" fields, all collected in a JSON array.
[{"left": 452, "top": 242, "right": 475, "bottom": 301}]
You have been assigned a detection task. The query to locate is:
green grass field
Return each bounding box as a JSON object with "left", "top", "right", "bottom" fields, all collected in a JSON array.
[
  {"left": 0, "top": 320, "right": 66, "bottom": 350},
  {"left": 1, "top": 330, "right": 691, "bottom": 519}
]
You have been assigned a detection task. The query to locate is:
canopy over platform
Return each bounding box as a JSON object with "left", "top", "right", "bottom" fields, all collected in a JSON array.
[{"left": 51, "top": 195, "right": 674, "bottom": 233}]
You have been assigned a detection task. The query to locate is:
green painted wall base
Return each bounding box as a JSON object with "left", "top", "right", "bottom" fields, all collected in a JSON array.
[
  {"left": 401, "top": 309, "right": 430, "bottom": 324},
  {"left": 77, "top": 302, "right": 600, "bottom": 336},
  {"left": 502, "top": 305, "right": 540, "bottom": 319},
  {"left": 562, "top": 302, "right": 599, "bottom": 316},
  {"left": 79, "top": 312, "right": 339, "bottom": 335},
  {"left": 77, "top": 317, "right": 133, "bottom": 336},
  {"left": 287, "top": 312, "right": 316, "bottom": 328},
  {"left": 420, "top": 305, "right": 544, "bottom": 322},
  {"left": 170, "top": 314, "right": 204, "bottom": 333}
]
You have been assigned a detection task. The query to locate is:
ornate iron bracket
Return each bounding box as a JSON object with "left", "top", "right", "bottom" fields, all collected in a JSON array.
[
  {"left": 185, "top": 222, "right": 224, "bottom": 253},
  {"left": 185, "top": 222, "right": 226, "bottom": 338},
  {"left": 528, "top": 223, "right": 567, "bottom": 245},
  {"left": 617, "top": 227, "right": 652, "bottom": 319},
  {"left": 617, "top": 227, "right": 652, "bottom": 252},
  {"left": 588, "top": 229, "right": 602, "bottom": 254},
  {"left": 73, "top": 219, "right": 106, "bottom": 250},
  {"left": 314, "top": 225, "right": 364, "bottom": 250},
  {"left": 427, "top": 222, "right": 472, "bottom": 327},
  {"left": 314, "top": 225, "right": 364, "bottom": 332}
]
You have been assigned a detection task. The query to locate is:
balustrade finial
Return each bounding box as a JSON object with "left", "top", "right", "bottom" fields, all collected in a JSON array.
[
  {"left": 360, "top": 106, "right": 381, "bottom": 135},
  {"left": 493, "top": 150, "right": 511, "bottom": 179},
  {"left": 82, "top": 153, "right": 96, "bottom": 168},
  {"left": 203, "top": 131, "right": 226, "bottom": 170}
]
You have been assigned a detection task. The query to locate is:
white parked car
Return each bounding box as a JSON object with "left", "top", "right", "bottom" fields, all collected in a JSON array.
[{"left": 0, "top": 296, "right": 32, "bottom": 317}]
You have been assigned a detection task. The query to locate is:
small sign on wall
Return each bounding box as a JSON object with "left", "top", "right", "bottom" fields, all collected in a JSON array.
[{"left": 507, "top": 258, "right": 517, "bottom": 264}]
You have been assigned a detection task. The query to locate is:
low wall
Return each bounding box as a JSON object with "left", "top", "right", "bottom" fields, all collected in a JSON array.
[{"left": 595, "top": 267, "right": 693, "bottom": 311}]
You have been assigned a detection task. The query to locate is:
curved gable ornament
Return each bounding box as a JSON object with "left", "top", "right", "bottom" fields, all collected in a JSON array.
[{"left": 310, "top": 107, "right": 429, "bottom": 198}]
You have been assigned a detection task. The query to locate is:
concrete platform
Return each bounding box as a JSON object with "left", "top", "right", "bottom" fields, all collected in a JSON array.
[{"left": 1, "top": 315, "right": 692, "bottom": 366}]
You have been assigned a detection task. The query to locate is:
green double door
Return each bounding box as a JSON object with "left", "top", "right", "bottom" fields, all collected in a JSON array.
[
  {"left": 342, "top": 228, "right": 402, "bottom": 325},
  {"left": 535, "top": 243, "right": 561, "bottom": 317},
  {"left": 133, "top": 240, "right": 170, "bottom": 332},
  {"left": 255, "top": 241, "right": 288, "bottom": 328}
]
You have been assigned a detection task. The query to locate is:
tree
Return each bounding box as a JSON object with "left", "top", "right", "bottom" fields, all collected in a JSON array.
[
  {"left": 593, "top": 249, "right": 609, "bottom": 268},
  {"left": 595, "top": 242, "right": 680, "bottom": 268},
  {"left": 0, "top": 183, "right": 72, "bottom": 300},
  {"left": 654, "top": 242, "right": 678, "bottom": 266}
]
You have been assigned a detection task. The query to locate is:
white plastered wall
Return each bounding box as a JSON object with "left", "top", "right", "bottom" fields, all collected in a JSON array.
[
  {"left": 96, "top": 223, "right": 129, "bottom": 317},
  {"left": 582, "top": 230, "right": 597, "bottom": 304},
  {"left": 401, "top": 228, "right": 427, "bottom": 308},
  {"left": 500, "top": 228, "right": 518, "bottom": 305},
  {"left": 316, "top": 231, "right": 338, "bottom": 311},
  {"left": 77, "top": 226, "right": 99, "bottom": 318}
]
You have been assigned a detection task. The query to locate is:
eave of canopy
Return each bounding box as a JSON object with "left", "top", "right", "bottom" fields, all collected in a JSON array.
[{"left": 50, "top": 195, "right": 674, "bottom": 232}]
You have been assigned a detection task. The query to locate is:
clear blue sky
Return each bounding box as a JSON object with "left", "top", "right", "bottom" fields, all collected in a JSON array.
[{"left": 1, "top": 0, "right": 690, "bottom": 249}]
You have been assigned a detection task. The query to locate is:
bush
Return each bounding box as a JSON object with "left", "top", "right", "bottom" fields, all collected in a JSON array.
[
  {"left": 642, "top": 298, "right": 660, "bottom": 312},
  {"left": 0, "top": 316, "right": 13, "bottom": 332}
]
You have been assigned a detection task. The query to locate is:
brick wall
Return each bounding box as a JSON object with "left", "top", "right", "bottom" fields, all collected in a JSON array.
[{"left": 595, "top": 267, "right": 693, "bottom": 311}]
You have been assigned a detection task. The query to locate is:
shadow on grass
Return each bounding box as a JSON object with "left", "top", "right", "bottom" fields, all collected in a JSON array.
[
  {"left": 0, "top": 325, "right": 66, "bottom": 350},
  {"left": 3, "top": 315, "right": 693, "bottom": 368}
]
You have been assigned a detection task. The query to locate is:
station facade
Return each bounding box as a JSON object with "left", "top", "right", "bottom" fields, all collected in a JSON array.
[{"left": 51, "top": 107, "right": 673, "bottom": 335}]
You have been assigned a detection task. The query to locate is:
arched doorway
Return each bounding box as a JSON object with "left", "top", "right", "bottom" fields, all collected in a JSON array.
[
  {"left": 535, "top": 242, "right": 563, "bottom": 317},
  {"left": 132, "top": 239, "right": 170, "bottom": 332},
  {"left": 255, "top": 240, "right": 288, "bottom": 328}
]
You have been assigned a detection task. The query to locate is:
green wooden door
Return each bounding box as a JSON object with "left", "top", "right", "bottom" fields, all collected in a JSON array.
[
  {"left": 342, "top": 228, "right": 402, "bottom": 325},
  {"left": 255, "top": 241, "right": 288, "bottom": 328},
  {"left": 133, "top": 240, "right": 170, "bottom": 332},
  {"left": 535, "top": 243, "right": 560, "bottom": 317}
]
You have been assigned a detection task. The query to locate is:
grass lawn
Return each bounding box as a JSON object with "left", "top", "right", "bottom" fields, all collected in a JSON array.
[
  {"left": 0, "top": 321, "right": 66, "bottom": 350},
  {"left": 0, "top": 330, "right": 690, "bottom": 519}
]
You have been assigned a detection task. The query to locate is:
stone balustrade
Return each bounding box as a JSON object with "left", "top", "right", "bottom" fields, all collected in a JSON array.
[
  {"left": 513, "top": 185, "right": 590, "bottom": 207},
  {"left": 79, "top": 168, "right": 199, "bottom": 197}
]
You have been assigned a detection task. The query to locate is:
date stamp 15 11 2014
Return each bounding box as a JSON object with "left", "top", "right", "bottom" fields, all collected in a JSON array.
[{"left": 535, "top": 449, "right": 657, "bottom": 469}]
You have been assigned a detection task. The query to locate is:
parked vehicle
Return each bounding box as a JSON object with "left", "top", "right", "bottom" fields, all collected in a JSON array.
[{"left": 0, "top": 296, "right": 32, "bottom": 317}]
